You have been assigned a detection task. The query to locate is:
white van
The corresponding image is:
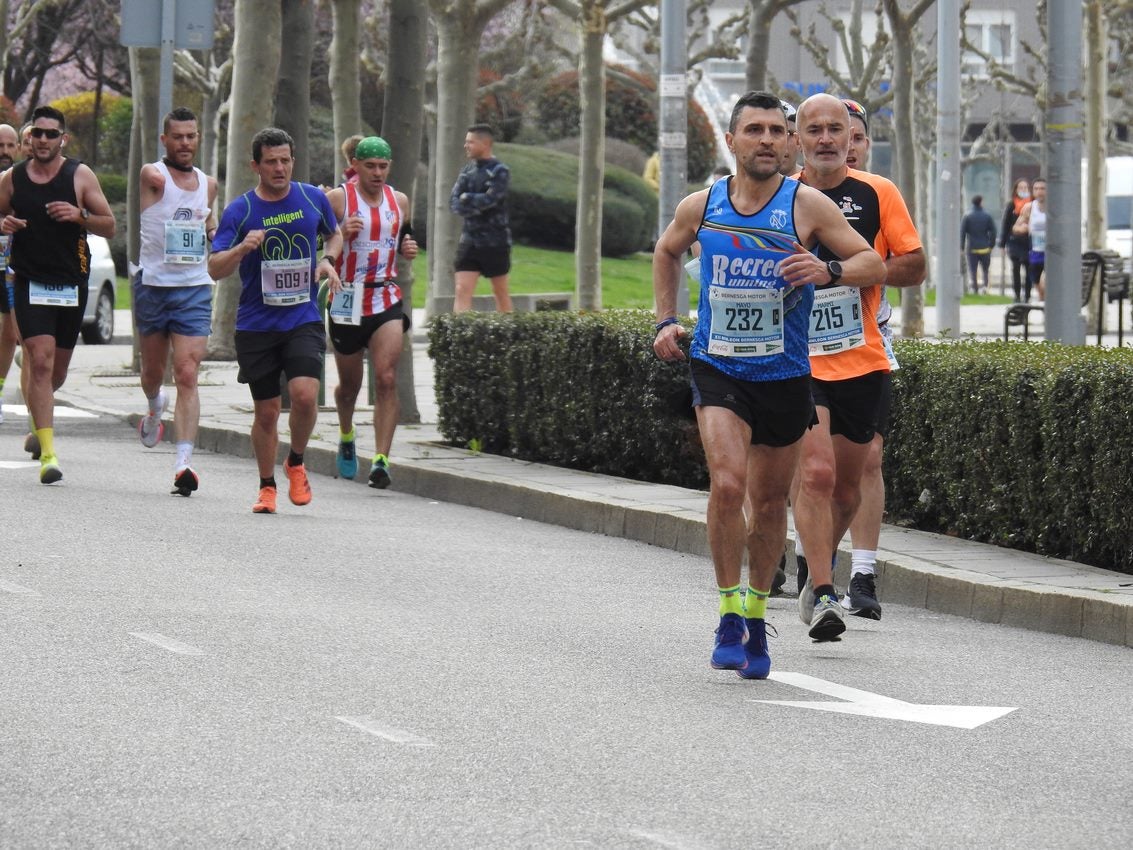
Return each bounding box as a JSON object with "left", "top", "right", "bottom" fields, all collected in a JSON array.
[{"left": 1082, "top": 156, "right": 1133, "bottom": 266}]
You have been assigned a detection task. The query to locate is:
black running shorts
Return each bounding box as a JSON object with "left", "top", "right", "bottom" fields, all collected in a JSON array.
[
  {"left": 811, "top": 369, "right": 888, "bottom": 444},
  {"left": 690, "top": 358, "right": 815, "bottom": 447},
  {"left": 327, "top": 301, "right": 410, "bottom": 356},
  {"left": 454, "top": 241, "right": 510, "bottom": 279},
  {"left": 235, "top": 321, "right": 326, "bottom": 400},
  {"left": 11, "top": 273, "right": 88, "bottom": 349}
]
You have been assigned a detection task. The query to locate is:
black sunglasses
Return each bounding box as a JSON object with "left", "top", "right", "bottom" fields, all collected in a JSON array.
[{"left": 30, "top": 128, "right": 63, "bottom": 139}]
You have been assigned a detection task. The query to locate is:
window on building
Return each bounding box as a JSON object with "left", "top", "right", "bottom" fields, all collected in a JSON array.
[{"left": 963, "top": 11, "right": 1015, "bottom": 78}]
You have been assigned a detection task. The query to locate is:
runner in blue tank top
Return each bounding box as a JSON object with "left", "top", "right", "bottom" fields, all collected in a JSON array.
[{"left": 652, "top": 91, "right": 886, "bottom": 680}]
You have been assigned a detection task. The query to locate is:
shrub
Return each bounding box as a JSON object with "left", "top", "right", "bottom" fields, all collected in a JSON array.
[
  {"left": 544, "top": 136, "right": 648, "bottom": 177},
  {"left": 535, "top": 64, "right": 717, "bottom": 182},
  {"left": 49, "top": 92, "right": 129, "bottom": 169},
  {"left": 413, "top": 143, "right": 656, "bottom": 257},
  {"left": 97, "top": 96, "right": 133, "bottom": 173},
  {"left": 97, "top": 173, "right": 127, "bottom": 205}
]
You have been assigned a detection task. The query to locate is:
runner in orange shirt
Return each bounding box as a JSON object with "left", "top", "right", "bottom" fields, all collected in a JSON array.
[{"left": 791, "top": 93, "right": 925, "bottom": 640}]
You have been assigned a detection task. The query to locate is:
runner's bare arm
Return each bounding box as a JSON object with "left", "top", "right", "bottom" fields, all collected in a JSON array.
[
  {"left": 885, "top": 249, "right": 926, "bottom": 288},
  {"left": 71, "top": 165, "right": 116, "bottom": 239},
  {"left": 784, "top": 186, "right": 885, "bottom": 288},
  {"left": 652, "top": 190, "right": 708, "bottom": 361}
]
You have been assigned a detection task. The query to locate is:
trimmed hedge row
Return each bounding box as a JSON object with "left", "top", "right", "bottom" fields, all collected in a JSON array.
[{"left": 429, "top": 314, "right": 1133, "bottom": 575}]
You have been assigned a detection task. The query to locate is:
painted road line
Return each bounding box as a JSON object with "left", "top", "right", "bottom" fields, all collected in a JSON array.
[
  {"left": 129, "top": 632, "right": 204, "bottom": 655},
  {"left": 625, "top": 829, "right": 709, "bottom": 849},
  {"left": 0, "top": 579, "right": 39, "bottom": 595},
  {"left": 754, "top": 671, "right": 1017, "bottom": 730},
  {"left": 335, "top": 716, "right": 434, "bottom": 746},
  {"left": 0, "top": 462, "right": 41, "bottom": 470},
  {"left": 0, "top": 404, "right": 97, "bottom": 419}
]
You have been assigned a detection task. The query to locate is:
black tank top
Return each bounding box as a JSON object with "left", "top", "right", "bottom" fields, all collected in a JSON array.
[{"left": 11, "top": 158, "right": 90, "bottom": 284}]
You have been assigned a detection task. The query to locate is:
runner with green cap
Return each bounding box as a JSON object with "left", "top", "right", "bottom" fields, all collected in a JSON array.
[{"left": 323, "top": 134, "right": 418, "bottom": 490}]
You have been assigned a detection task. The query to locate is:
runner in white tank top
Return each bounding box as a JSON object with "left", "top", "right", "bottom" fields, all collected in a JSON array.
[
  {"left": 323, "top": 136, "right": 418, "bottom": 490},
  {"left": 135, "top": 108, "right": 219, "bottom": 497}
]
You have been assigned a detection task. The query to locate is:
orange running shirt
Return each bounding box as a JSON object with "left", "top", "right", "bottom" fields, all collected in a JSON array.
[{"left": 802, "top": 168, "right": 921, "bottom": 380}]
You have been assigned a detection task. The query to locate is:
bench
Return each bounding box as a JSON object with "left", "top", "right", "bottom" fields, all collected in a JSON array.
[{"left": 1003, "top": 250, "right": 1129, "bottom": 341}]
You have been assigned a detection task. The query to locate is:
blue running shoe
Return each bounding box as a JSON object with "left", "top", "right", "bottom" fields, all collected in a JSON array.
[
  {"left": 737, "top": 618, "right": 772, "bottom": 680},
  {"left": 336, "top": 439, "right": 358, "bottom": 479},
  {"left": 710, "top": 613, "right": 748, "bottom": 670}
]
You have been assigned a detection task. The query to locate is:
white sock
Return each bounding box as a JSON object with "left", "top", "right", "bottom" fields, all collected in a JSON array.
[
  {"left": 148, "top": 389, "right": 165, "bottom": 415},
  {"left": 795, "top": 539, "right": 805, "bottom": 561},
  {"left": 175, "top": 441, "right": 193, "bottom": 469},
  {"left": 851, "top": 549, "right": 877, "bottom": 576}
]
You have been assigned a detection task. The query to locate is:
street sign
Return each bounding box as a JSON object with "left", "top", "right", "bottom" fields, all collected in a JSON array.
[{"left": 119, "top": 0, "right": 215, "bottom": 49}]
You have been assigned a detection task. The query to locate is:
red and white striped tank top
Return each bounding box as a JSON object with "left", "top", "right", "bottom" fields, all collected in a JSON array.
[{"left": 336, "top": 181, "right": 402, "bottom": 315}]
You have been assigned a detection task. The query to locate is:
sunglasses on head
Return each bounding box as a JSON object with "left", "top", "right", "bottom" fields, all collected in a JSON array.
[
  {"left": 841, "top": 99, "right": 869, "bottom": 131},
  {"left": 30, "top": 128, "right": 62, "bottom": 139}
]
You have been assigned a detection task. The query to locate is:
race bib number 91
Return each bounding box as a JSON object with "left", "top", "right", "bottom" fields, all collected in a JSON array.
[{"left": 164, "top": 221, "right": 207, "bottom": 264}]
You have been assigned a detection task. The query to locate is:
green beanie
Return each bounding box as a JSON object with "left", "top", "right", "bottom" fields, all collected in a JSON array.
[{"left": 354, "top": 136, "right": 392, "bottom": 160}]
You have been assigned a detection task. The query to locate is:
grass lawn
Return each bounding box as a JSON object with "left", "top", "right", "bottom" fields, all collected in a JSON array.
[{"left": 114, "top": 247, "right": 1015, "bottom": 312}]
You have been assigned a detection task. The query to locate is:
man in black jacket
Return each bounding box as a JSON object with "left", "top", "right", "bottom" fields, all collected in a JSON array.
[{"left": 450, "top": 124, "right": 512, "bottom": 312}]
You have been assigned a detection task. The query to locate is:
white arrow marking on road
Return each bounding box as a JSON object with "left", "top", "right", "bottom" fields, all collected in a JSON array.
[
  {"left": 753, "top": 672, "right": 1017, "bottom": 729},
  {"left": 335, "top": 716, "right": 434, "bottom": 746},
  {"left": 129, "top": 632, "right": 204, "bottom": 655},
  {"left": 0, "top": 579, "right": 39, "bottom": 595}
]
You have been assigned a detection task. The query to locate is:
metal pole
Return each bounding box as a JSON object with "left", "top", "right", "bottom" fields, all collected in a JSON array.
[
  {"left": 1045, "top": 1, "right": 1084, "bottom": 344},
  {"left": 659, "top": 0, "right": 688, "bottom": 315},
  {"left": 158, "top": 0, "right": 176, "bottom": 159},
  {"left": 935, "top": 0, "right": 962, "bottom": 336}
]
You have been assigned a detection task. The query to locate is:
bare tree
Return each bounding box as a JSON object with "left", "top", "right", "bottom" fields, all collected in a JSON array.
[
  {"left": 275, "top": 0, "right": 315, "bottom": 182},
  {"left": 423, "top": 0, "right": 515, "bottom": 318},
  {"left": 210, "top": 0, "right": 282, "bottom": 360},
  {"left": 330, "top": 0, "right": 364, "bottom": 146},
  {"left": 382, "top": 0, "right": 429, "bottom": 423},
  {"left": 546, "top": 0, "right": 651, "bottom": 312},
  {"left": 745, "top": 0, "right": 811, "bottom": 91}
]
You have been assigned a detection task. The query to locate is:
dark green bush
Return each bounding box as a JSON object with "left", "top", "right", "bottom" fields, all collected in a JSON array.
[
  {"left": 430, "top": 315, "right": 1133, "bottom": 575},
  {"left": 535, "top": 64, "right": 717, "bottom": 182},
  {"left": 97, "top": 173, "right": 127, "bottom": 205},
  {"left": 414, "top": 143, "right": 656, "bottom": 257}
]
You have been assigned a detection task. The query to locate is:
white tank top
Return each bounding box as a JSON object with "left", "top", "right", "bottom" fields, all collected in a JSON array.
[
  {"left": 139, "top": 161, "right": 212, "bottom": 287},
  {"left": 1029, "top": 204, "right": 1047, "bottom": 255}
]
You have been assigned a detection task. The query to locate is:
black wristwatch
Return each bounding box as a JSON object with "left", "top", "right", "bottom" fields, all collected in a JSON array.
[{"left": 825, "top": 259, "right": 843, "bottom": 285}]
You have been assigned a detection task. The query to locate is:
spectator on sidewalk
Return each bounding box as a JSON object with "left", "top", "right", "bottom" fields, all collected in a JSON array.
[
  {"left": 1000, "top": 179, "right": 1032, "bottom": 302},
  {"left": 450, "top": 124, "right": 512, "bottom": 313},
  {"left": 1013, "top": 178, "right": 1047, "bottom": 302},
  {"left": 960, "top": 195, "right": 997, "bottom": 294}
]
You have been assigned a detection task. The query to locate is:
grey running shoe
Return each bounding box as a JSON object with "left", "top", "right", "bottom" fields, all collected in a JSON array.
[
  {"left": 798, "top": 577, "right": 815, "bottom": 626},
  {"left": 139, "top": 391, "right": 168, "bottom": 448},
  {"left": 770, "top": 551, "right": 787, "bottom": 597},
  {"left": 25, "top": 431, "right": 41, "bottom": 460},
  {"left": 842, "top": 572, "right": 882, "bottom": 620},
  {"left": 809, "top": 594, "right": 846, "bottom": 642}
]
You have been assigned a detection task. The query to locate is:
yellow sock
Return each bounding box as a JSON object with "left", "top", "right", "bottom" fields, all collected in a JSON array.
[
  {"left": 36, "top": 426, "right": 55, "bottom": 460},
  {"left": 718, "top": 584, "right": 743, "bottom": 616},
  {"left": 744, "top": 586, "right": 769, "bottom": 620},
  {"left": 340, "top": 427, "right": 355, "bottom": 443}
]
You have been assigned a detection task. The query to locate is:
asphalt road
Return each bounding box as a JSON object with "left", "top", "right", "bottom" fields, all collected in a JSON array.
[{"left": 2, "top": 415, "right": 1131, "bottom": 849}]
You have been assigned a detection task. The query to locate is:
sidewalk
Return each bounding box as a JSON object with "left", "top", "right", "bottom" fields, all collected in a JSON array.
[{"left": 6, "top": 305, "right": 1132, "bottom": 650}]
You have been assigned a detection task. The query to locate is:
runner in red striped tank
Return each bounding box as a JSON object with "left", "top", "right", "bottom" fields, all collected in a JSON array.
[{"left": 324, "top": 136, "right": 418, "bottom": 489}]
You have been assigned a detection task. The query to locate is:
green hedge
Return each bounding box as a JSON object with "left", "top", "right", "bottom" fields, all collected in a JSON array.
[
  {"left": 430, "top": 313, "right": 1133, "bottom": 575},
  {"left": 885, "top": 339, "right": 1133, "bottom": 573},
  {"left": 428, "top": 311, "right": 706, "bottom": 488}
]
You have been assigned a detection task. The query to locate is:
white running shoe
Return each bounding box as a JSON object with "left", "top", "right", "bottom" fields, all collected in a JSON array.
[{"left": 139, "top": 391, "right": 168, "bottom": 448}]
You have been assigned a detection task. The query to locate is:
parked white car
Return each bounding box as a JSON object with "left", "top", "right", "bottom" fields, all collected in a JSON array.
[{"left": 82, "top": 234, "right": 117, "bottom": 344}]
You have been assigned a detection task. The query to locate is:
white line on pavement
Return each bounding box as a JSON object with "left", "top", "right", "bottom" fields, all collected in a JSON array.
[
  {"left": 0, "top": 404, "right": 97, "bottom": 419},
  {"left": 334, "top": 715, "right": 434, "bottom": 746},
  {"left": 129, "top": 632, "right": 205, "bottom": 655},
  {"left": 0, "top": 579, "right": 39, "bottom": 595},
  {"left": 0, "top": 461, "right": 40, "bottom": 469},
  {"left": 625, "top": 829, "right": 708, "bottom": 850}
]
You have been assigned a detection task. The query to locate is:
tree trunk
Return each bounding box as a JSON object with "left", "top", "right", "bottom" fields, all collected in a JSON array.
[
  {"left": 745, "top": 2, "right": 774, "bottom": 90},
  {"left": 330, "top": 0, "right": 363, "bottom": 147},
  {"left": 128, "top": 46, "right": 160, "bottom": 371},
  {"left": 210, "top": 0, "right": 282, "bottom": 361},
  {"left": 275, "top": 0, "right": 314, "bottom": 183},
  {"left": 575, "top": 4, "right": 606, "bottom": 311},
  {"left": 1085, "top": 1, "right": 1107, "bottom": 331},
  {"left": 383, "top": 0, "right": 428, "bottom": 424}
]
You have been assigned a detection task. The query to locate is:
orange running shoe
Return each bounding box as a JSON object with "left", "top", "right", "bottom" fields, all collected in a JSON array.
[
  {"left": 283, "top": 459, "right": 312, "bottom": 505},
  {"left": 252, "top": 485, "right": 277, "bottom": 514}
]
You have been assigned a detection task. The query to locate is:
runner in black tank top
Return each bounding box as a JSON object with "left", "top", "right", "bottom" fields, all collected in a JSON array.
[{"left": 0, "top": 105, "right": 116, "bottom": 485}]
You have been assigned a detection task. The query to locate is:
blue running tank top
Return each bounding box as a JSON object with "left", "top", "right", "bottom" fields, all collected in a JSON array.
[{"left": 692, "top": 176, "right": 812, "bottom": 382}]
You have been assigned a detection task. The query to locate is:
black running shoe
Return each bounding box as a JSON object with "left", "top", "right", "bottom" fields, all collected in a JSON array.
[
  {"left": 842, "top": 572, "right": 882, "bottom": 620},
  {"left": 795, "top": 554, "right": 809, "bottom": 595},
  {"left": 770, "top": 551, "right": 787, "bottom": 597}
]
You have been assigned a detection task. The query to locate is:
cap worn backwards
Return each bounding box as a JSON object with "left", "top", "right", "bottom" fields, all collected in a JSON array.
[{"left": 354, "top": 136, "right": 392, "bottom": 160}]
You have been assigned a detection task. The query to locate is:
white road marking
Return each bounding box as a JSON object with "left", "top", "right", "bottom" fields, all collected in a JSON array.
[
  {"left": 625, "top": 829, "right": 708, "bottom": 849},
  {"left": 0, "top": 461, "right": 40, "bottom": 469},
  {"left": 335, "top": 715, "right": 434, "bottom": 746},
  {"left": 129, "top": 632, "right": 204, "bottom": 655},
  {"left": 0, "top": 404, "right": 96, "bottom": 419},
  {"left": 0, "top": 579, "right": 39, "bottom": 595},
  {"left": 753, "top": 672, "right": 1017, "bottom": 729}
]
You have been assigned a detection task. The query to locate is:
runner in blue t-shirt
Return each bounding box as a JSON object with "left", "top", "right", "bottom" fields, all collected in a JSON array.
[{"left": 209, "top": 127, "right": 343, "bottom": 515}]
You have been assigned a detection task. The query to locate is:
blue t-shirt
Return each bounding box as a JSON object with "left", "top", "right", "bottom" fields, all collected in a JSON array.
[
  {"left": 693, "top": 175, "right": 811, "bottom": 382},
  {"left": 213, "top": 182, "right": 338, "bottom": 332}
]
